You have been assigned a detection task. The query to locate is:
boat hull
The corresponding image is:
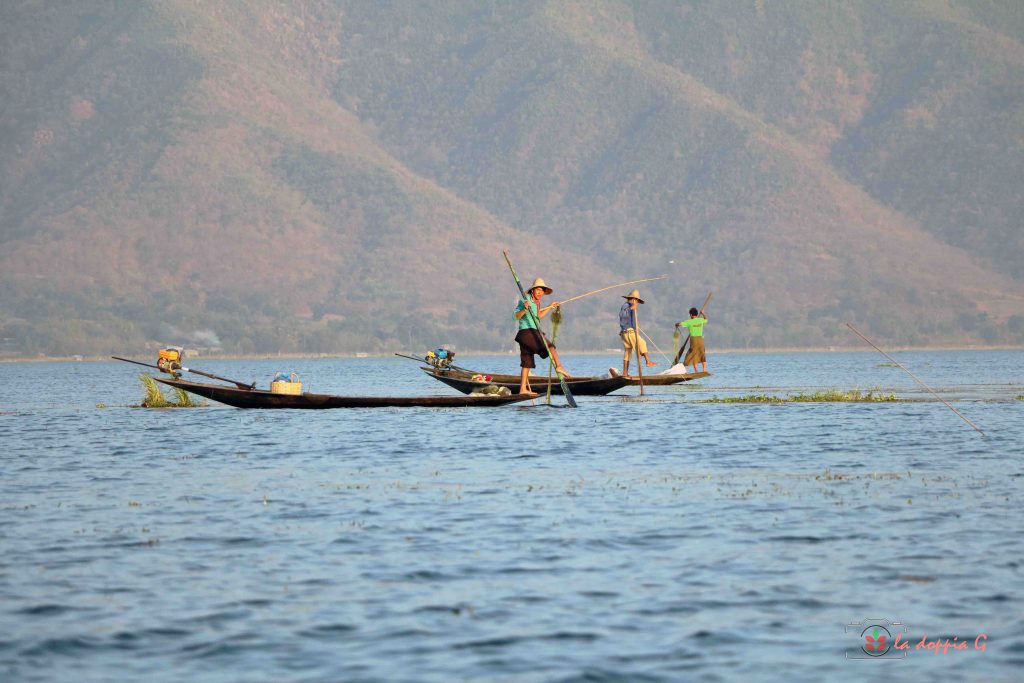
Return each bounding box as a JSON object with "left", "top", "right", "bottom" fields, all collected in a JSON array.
[
  {"left": 623, "top": 371, "right": 711, "bottom": 385},
  {"left": 421, "top": 367, "right": 629, "bottom": 396},
  {"left": 156, "top": 377, "right": 536, "bottom": 409}
]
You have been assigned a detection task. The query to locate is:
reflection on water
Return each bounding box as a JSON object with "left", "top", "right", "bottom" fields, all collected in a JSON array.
[{"left": 1, "top": 351, "right": 1022, "bottom": 681}]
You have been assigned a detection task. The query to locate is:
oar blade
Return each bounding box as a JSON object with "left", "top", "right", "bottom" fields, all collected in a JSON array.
[{"left": 559, "top": 376, "right": 577, "bottom": 407}]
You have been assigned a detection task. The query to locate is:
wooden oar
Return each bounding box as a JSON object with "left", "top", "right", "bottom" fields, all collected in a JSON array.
[
  {"left": 557, "top": 276, "right": 667, "bottom": 307},
  {"left": 674, "top": 291, "right": 713, "bottom": 365},
  {"left": 112, "top": 356, "right": 254, "bottom": 390},
  {"left": 502, "top": 250, "right": 577, "bottom": 407},
  {"left": 845, "top": 323, "right": 985, "bottom": 436}
]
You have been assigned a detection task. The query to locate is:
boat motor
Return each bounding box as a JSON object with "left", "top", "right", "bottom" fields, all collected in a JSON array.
[
  {"left": 425, "top": 348, "right": 456, "bottom": 369},
  {"left": 157, "top": 347, "right": 185, "bottom": 376}
]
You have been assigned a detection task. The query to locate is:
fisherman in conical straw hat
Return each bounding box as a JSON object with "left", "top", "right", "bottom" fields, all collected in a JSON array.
[
  {"left": 619, "top": 289, "right": 657, "bottom": 378},
  {"left": 514, "top": 277, "right": 570, "bottom": 395}
]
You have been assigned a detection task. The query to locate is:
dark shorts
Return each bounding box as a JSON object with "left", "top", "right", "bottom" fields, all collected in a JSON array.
[{"left": 515, "top": 328, "right": 554, "bottom": 369}]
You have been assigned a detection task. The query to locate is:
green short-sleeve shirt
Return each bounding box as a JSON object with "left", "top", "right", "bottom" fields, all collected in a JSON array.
[
  {"left": 679, "top": 317, "right": 707, "bottom": 337},
  {"left": 515, "top": 300, "right": 539, "bottom": 330}
]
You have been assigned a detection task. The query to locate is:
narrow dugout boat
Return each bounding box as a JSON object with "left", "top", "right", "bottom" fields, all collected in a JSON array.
[
  {"left": 421, "top": 367, "right": 629, "bottom": 396},
  {"left": 156, "top": 377, "right": 536, "bottom": 409},
  {"left": 622, "top": 371, "right": 711, "bottom": 386}
]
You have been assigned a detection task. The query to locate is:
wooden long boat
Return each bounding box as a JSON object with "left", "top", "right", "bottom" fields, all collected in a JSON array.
[
  {"left": 421, "top": 367, "right": 629, "bottom": 396},
  {"left": 156, "top": 377, "right": 536, "bottom": 409},
  {"left": 623, "top": 371, "right": 711, "bottom": 386}
]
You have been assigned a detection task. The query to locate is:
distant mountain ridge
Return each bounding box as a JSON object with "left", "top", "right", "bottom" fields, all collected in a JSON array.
[{"left": 1, "top": 0, "right": 1022, "bottom": 356}]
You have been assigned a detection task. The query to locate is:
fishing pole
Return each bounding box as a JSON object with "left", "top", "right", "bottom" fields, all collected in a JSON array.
[
  {"left": 502, "top": 250, "right": 577, "bottom": 407},
  {"left": 637, "top": 326, "right": 673, "bottom": 366},
  {"left": 545, "top": 306, "right": 563, "bottom": 406},
  {"left": 112, "top": 356, "right": 255, "bottom": 391},
  {"left": 557, "top": 276, "right": 668, "bottom": 307},
  {"left": 844, "top": 323, "right": 985, "bottom": 436}
]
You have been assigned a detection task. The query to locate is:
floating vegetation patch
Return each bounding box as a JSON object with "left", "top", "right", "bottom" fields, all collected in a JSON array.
[
  {"left": 171, "top": 386, "right": 199, "bottom": 407},
  {"left": 789, "top": 389, "right": 898, "bottom": 402},
  {"left": 138, "top": 374, "right": 204, "bottom": 408},
  {"left": 876, "top": 362, "right": 899, "bottom": 368},
  {"left": 1017, "top": 395, "right": 1024, "bottom": 401},
  {"left": 702, "top": 389, "right": 899, "bottom": 404},
  {"left": 701, "top": 394, "right": 786, "bottom": 404}
]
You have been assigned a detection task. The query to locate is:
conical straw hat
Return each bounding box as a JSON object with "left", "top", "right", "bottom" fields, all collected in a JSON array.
[
  {"left": 622, "top": 289, "right": 645, "bottom": 304},
  {"left": 529, "top": 278, "right": 553, "bottom": 295}
]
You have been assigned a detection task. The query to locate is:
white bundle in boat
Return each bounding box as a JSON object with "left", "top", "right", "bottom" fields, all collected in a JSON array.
[{"left": 470, "top": 385, "right": 512, "bottom": 397}]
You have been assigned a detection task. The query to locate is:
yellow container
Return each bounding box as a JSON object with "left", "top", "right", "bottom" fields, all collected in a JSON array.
[
  {"left": 158, "top": 347, "right": 183, "bottom": 363},
  {"left": 271, "top": 380, "right": 302, "bottom": 395}
]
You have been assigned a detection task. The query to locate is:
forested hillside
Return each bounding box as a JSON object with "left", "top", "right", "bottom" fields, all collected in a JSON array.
[{"left": 1, "top": 0, "right": 1022, "bottom": 356}]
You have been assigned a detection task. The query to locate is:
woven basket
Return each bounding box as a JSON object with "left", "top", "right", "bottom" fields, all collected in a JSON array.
[{"left": 270, "top": 380, "right": 302, "bottom": 395}]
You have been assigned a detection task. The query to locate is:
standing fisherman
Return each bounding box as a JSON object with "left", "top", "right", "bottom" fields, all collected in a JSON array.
[
  {"left": 676, "top": 307, "right": 709, "bottom": 373},
  {"left": 514, "top": 278, "right": 570, "bottom": 395},
  {"left": 619, "top": 289, "right": 657, "bottom": 378}
]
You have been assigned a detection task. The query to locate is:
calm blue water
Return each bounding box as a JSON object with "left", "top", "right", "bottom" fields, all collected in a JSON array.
[{"left": 2, "top": 351, "right": 1022, "bottom": 682}]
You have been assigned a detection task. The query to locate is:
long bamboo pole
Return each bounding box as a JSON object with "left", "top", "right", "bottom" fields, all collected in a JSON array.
[
  {"left": 545, "top": 307, "right": 562, "bottom": 406},
  {"left": 634, "top": 305, "right": 644, "bottom": 396},
  {"left": 112, "top": 356, "right": 254, "bottom": 390},
  {"left": 557, "top": 276, "right": 667, "bottom": 307},
  {"left": 845, "top": 323, "right": 985, "bottom": 436}
]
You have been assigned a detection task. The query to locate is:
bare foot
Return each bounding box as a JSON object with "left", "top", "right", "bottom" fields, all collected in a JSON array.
[
  {"left": 555, "top": 367, "right": 572, "bottom": 378},
  {"left": 646, "top": 361, "right": 658, "bottom": 367}
]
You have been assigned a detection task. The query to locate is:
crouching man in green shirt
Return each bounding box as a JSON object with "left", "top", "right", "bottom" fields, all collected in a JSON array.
[{"left": 675, "top": 307, "right": 708, "bottom": 373}]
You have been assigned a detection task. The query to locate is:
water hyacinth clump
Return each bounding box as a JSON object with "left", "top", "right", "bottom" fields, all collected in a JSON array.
[
  {"left": 702, "top": 389, "right": 900, "bottom": 404},
  {"left": 171, "top": 386, "right": 199, "bottom": 407},
  {"left": 138, "top": 374, "right": 203, "bottom": 408},
  {"left": 702, "top": 394, "right": 786, "bottom": 404},
  {"left": 788, "top": 389, "right": 899, "bottom": 402}
]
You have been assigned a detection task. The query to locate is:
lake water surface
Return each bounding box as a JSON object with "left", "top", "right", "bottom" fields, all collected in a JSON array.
[{"left": 2, "top": 351, "right": 1022, "bottom": 682}]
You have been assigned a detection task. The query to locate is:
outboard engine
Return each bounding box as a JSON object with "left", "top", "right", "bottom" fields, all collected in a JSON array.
[
  {"left": 157, "top": 347, "right": 184, "bottom": 375},
  {"left": 424, "top": 348, "right": 456, "bottom": 369}
]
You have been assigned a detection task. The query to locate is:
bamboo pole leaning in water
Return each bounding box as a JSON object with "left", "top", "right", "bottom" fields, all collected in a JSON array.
[
  {"left": 634, "top": 305, "right": 644, "bottom": 396},
  {"left": 845, "top": 323, "right": 985, "bottom": 437}
]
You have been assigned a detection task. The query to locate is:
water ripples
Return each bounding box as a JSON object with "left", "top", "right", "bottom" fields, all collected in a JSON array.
[{"left": 2, "top": 353, "right": 1023, "bottom": 680}]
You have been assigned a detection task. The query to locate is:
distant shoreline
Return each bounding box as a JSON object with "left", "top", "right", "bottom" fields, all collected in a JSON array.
[{"left": 3, "top": 345, "right": 1023, "bottom": 364}]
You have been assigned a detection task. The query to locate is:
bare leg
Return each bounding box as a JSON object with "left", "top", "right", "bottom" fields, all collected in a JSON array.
[
  {"left": 550, "top": 347, "right": 571, "bottom": 377},
  {"left": 519, "top": 367, "right": 535, "bottom": 395},
  {"left": 644, "top": 353, "right": 657, "bottom": 367},
  {"left": 623, "top": 357, "right": 631, "bottom": 378}
]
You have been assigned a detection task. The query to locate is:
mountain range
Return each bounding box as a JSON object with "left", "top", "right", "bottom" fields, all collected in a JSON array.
[{"left": 1, "top": 0, "right": 1022, "bottom": 356}]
